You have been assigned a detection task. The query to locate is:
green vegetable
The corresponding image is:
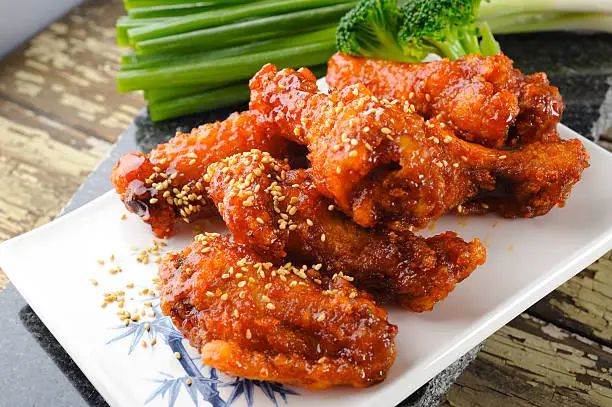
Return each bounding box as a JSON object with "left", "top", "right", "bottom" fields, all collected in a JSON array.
[
  {"left": 128, "top": 0, "right": 356, "bottom": 43},
  {"left": 148, "top": 83, "right": 251, "bottom": 121},
  {"left": 134, "top": 3, "right": 353, "bottom": 55},
  {"left": 485, "top": 11, "right": 612, "bottom": 34},
  {"left": 399, "top": 0, "right": 500, "bottom": 61},
  {"left": 118, "top": 41, "right": 336, "bottom": 92},
  {"left": 336, "top": 0, "right": 407, "bottom": 61},
  {"left": 121, "top": 25, "right": 337, "bottom": 70},
  {"left": 336, "top": 0, "right": 499, "bottom": 63}
]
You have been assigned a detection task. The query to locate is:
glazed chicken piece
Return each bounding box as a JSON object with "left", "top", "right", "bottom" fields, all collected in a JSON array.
[
  {"left": 249, "top": 64, "right": 589, "bottom": 230},
  {"left": 159, "top": 233, "right": 397, "bottom": 389},
  {"left": 326, "top": 52, "right": 564, "bottom": 148},
  {"left": 204, "top": 150, "right": 486, "bottom": 312},
  {"left": 111, "top": 111, "right": 290, "bottom": 238}
]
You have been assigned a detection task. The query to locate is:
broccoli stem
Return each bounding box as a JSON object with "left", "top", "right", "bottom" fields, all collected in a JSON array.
[
  {"left": 128, "top": 0, "right": 356, "bottom": 42},
  {"left": 117, "top": 41, "right": 336, "bottom": 92},
  {"left": 486, "top": 11, "right": 612, "bottom": 34},
  {"left": 478, "top": 22, "right": 500, "bottom": 55}
]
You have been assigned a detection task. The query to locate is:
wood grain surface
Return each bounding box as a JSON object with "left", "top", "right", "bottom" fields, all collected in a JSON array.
[{"left": 0, "top": 1, "right": 610, "bottom": 406}]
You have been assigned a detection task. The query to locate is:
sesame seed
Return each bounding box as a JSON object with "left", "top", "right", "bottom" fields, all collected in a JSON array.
[
  {"left": 90, "top": 279, "right": 98, "bottom": 286},
  {"left": 481, "top": 203, "right": 490, "bottom": 209},
  {"left": 97, "top": 260, "right": 105, "bottom": 265},
  {"left": 125, "top": 283, "right": 134, "bottom": 289},
  {"left": 238, "top": 280, "right": 246, "bottom": 287},
  {"left": 175, "top": 352, "right": 181, "bottom": 359},
  {"left": 349, "top": 292, "right": 357, "bottom": 299},
  {"left": 499, "top": 155, "right": 507, "bottom": 159},
  {"left": 320, "top": 234, "right": 326, "bottom": 242},
  {"left": 306, "top": 219, "right": 313, "bottom": 226},
  {"left": 381, "top": 127, "right": 392, "bottom": 135},
  {"left": 266, "top": 303, "right": 276, "bottom": 310},
  {"left": 328, "top": 205, "right": 335, "bottom": 211},
  {"left": 151, "top": 338, "right": 157, "bottom": 346},
  {"left": 188, "top": 159, "right": 196, "bottom": 166},
  {"left": 256, "top": 217, "right": 264, "bottom": 224},
  {"left": 245, "top": 329, "right": 252, "bottom": 339},
  {"left": 206, "top": 291, "right": 215, "bottom": 297},
  {"left": 149, "top": 198, "right": 158, "bottom": 204},
  {"left": 443, "top": 135, "right": 452, "bottom": 143},
  {"left": 408, "top": 92, "right": 415, "bottom": 99},
  {"left": 349, "top": 150, "right": 358, "bottom": 158},
  {"left": 121, "top": 214, "right": 127, "bottom": 220},
  {"left": 317, "top": 314, "right": 325, "bottom": 322},
  {"left": 425, "top": 94, "right": 431, "bottom": 102},
  {"left": 220, "top": 293, "right": 229, "bottom": 301}
]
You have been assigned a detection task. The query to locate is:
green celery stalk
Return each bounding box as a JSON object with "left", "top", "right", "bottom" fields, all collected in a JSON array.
[
  {"left": 486, "top": 11, "right": 612, "bottom": 34},
  {"left": 133, "top": 3, "right": 354, "bottom": 55},
  {"left": 124, "top": 0, "right": 254, "bottom": 9},
  {"left": 479, "top": 0, "right": 612, "bottom": 19},
  {"left": 121, "top": 25, "right": 337, "bottom": 70},
  {"left": 116, "top": 16, "right": 176, "bottom": 46},
  {"left": 148, "top": 84, "right": 250, "bottom": 121},
  {"left": 118, "top": 41, "right": 336, "bottom": 92},
  {"left": 128, "top": 0, "right": 355, "bottom": 42}
]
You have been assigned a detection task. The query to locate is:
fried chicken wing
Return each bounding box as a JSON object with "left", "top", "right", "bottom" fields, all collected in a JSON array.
[
  {"left": 249, "top": 64, "right": 589, "bottom": 230},
  {"left": 326, "top": 52, "right": 564, "bottom": 148},
  {"left": 159, "top": 233, "right": 397, "bottom": 389},
  {"left": 111, "top": 111, "right": 290, "bottom": 237},
  {"left": 204, "top": 150, "right": 486, "bottom": 311}
]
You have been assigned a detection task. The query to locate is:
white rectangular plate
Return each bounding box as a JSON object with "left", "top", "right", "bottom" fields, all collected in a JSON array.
[{"left": 1, "top": 123, "right": 612, "bottom": 407}]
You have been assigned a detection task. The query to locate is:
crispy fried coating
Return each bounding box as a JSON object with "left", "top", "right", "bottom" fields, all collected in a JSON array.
[
  {"left": 204, "top": 150, "right": 486, "bottom": 311},
  {"left": 249, "top": 64, "right": 589, "bottom": 230},
  {"left": 326, "top": 52, "right": 564, "bottom": 148},
  {"left": 158, "top": 234, "right": 397, "bottom": 389},
  {"left": 111, "top": 111, "right": 290, "bottom": 237}
]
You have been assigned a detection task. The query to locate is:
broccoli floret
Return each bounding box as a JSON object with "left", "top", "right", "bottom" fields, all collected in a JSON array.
[
  {"left": 398, "top": 0, "right": 500, "bottom": 60},
  {"left": 336, "top": 0, "right": 415, "bottom": 62}
]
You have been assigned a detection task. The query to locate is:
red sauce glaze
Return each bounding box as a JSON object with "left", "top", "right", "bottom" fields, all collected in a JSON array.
[
  {"left": 327, "top": 52, "right": 564, "bottom": 148},
  {"left": 111, "top": 111, "right": 291, "bottom": 237},
  {"left": 159, "top": 234, "right": 397, "bottom": 389},
  {"left": 205, "top": 150, "right": 487, "bottom": 311}
]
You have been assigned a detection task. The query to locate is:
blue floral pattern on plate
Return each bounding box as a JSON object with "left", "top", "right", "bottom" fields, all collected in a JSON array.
[{"left": 108, "top": 304, "right": 298, "bottom": 407}]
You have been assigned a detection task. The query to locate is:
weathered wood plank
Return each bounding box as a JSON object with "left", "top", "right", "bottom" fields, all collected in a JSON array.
[
  {"left": 0, "top": 0, "right": 144, "bottom": 143},
  {"left": 443, "top": 313, "right": 612, "bottom": 407},
  {"left": 529, "top": 251, "right": 612, "bottom": 348}
]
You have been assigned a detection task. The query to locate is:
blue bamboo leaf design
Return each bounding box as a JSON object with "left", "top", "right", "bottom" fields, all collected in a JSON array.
[
  {"left": 108, "top": 302, "right": 299, "bottom": 406},
  {"left": 168, "top": 379, "right": 181, "bottom": 407}
]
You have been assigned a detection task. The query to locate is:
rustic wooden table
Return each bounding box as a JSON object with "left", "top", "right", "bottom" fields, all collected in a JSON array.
[{"left": 0, "top": 1, "right": 610, "bottom": 406}]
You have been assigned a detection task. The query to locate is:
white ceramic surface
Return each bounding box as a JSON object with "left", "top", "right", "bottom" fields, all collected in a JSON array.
[{"left": 1, "top": 122, "right": 611, "bottom": 407}]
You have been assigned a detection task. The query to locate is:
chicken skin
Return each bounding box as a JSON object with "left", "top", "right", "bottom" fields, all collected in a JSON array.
[
  {"left": 111, "top": 111, "right": 290, "bottom": 238},
  {"left": 249, "top": 64, "right": 588, "bottom": 230},
  {"left": 204, "top": 150, "right": 486, "bottom": 311},
  {"left": 326, "top": 52, "right": 564, "bottom": 148},
  {"left": 158, "top": 233, "right": 397, "bottom": 389}
]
